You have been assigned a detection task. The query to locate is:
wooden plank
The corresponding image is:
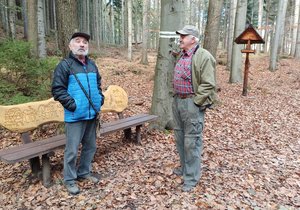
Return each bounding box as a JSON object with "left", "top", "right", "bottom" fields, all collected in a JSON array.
[{"left": 0, "top": 114, "right": 158, "bottom": 164}]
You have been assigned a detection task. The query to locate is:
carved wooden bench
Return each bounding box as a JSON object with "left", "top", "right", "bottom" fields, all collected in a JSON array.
[{"left": 0, "top": 85, "right": 158, "bottom": 187}]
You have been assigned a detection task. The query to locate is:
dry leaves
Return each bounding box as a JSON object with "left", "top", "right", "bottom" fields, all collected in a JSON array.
[{"left": 0, "top": 51, "right": 299, "bottom": 209}]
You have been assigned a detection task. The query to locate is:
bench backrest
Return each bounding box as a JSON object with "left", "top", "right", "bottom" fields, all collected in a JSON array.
[{"left": 0, "top": 85, "right": 128, "bottom": 133}]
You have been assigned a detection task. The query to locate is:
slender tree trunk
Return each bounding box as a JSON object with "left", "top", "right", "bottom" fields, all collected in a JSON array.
[
  {"left": 269, "top": 0, "right": 288, "bottom": 71},
  {"left": 295, "top": 3, "right": 300, "bottom": 58},
  {"left": 226, "top": 0, "right": 237, "bottom": 70},
  {"left": 292, "top": 0, "right": 300, "bottom": 56},
  {"left": 150, "top": 0, "right": 185, "bottom": 130},
  {"left": 8, "top": 0, "right": 16, "bottom": 39},
  {"left": 22, "top": 0, "right": 28, "bottom": 40},
  {"left": 127, "top": 0, "right": 132, "bottom": 61},
  {"left": 27, "top": 0, "right": 38, "bottom": 57},
  {"left": 263, "top": 0, "right": 270, "bottom": 53},
  {"left": 203, "top": 0, "right": 224, "bottom": 58},
  {"left": 229, "top": 0, "right": 247, "bottom": 83},
  {"left": 141, "top": 0, "right": 149, "bottom": 64},
  {"left": 37, "top": 0, "right": 46, "bottom": 58},
  {"left": 257, "top": 0, "right": 263, "bottom": 53}
]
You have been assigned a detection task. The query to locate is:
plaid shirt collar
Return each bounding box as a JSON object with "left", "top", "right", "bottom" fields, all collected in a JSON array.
[{"left": 181, "top": 44, "right": 199, "bottom": 57}]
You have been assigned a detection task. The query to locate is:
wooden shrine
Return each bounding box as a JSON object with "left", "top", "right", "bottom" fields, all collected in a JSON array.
[{"left": 235, "top": 24, "right": 265, "bottom": 96}]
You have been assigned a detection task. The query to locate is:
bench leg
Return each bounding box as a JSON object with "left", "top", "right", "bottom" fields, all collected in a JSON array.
[
  {"left": 124, "top": 128, "right": 132, "bottom": 140},
  {"left": 136, "top": 125, "right": 142, "bottom": 144},
  {"left": 29, "top": 157, "right": 41, "bottom": 178},
  {"left": 42, "top": 154, "right": 51, "bottom": 187}
]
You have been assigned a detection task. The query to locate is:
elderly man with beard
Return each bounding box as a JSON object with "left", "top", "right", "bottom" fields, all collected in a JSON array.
[
  {"left": 52, "top": 32, "right": 104, "bottom": 195},
  {"left": 172, "top": 25, "right": 216, "bottom": 192}
]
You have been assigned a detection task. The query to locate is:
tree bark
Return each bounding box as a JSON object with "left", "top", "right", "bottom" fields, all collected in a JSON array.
[
  {"left": 141, "top": 0, "right": 149, "bottom": 65},
  {"left": 150, "top": 0, "right": 185, "bottom": 130},
  {"left": 55, "top": 0, "right": 78, "bottom": 58},
  {"left": 269, "top": 0, "right": 288, "bottom": 71},
  {"left": 127, "top": 0, "right": 132, "bottom": 61},
  {"left": 229, "top": 0, "right": 247, "bottom": 83},
  {"left": 203, "top": 0, "right": 224, "bottom": 59},
  {"left": 37, "top": 0, "right": 46, "bottom": 58}
]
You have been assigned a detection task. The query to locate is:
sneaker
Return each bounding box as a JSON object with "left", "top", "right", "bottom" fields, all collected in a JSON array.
[
  {"left": 182, "top": 184, "right": 194, "bottom": 192},
  {"left": 173, "top": 167, "right": 183, "bottom": 176},
  {"left": 78, "top": 175, "right": 99, "bottom": 184},
  {"left": 65, "top": 183, "right": 80, "bottom": 195}
]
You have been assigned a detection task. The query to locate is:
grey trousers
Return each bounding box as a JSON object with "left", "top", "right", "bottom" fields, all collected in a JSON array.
[
  {"left": 64, "top": 119, "right": 97, "bottom": 184},
  {"left": 172, "top": 96, "right": 205, "bottom": 187}
]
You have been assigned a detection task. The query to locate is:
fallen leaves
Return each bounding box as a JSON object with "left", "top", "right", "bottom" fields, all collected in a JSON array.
[{"left": 0, "top": 52, "right": 299, "bottom": 209}]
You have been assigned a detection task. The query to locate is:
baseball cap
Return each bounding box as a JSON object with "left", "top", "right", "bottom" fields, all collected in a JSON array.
[
  {"left": 70, "top": 32, "right": 90, "bottom": 41},
  {"left": 176, "top": 25, "right": 199, "bottom": 38}
]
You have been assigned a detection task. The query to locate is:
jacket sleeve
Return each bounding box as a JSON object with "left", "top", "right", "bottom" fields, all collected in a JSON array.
[
  {"left": 51, "top": 61, "right": 76, "bottom": 111},
  {"left": 95, "top": 65, "right": 105, "bottom": 106},
  {"left": 193, "top": 51, "right": 216, "bottom": 106}
]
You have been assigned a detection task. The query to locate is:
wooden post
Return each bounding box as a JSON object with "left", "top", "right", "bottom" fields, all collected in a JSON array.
[{"left": 242, "top": 52, "right": 250, "bottom": 96}]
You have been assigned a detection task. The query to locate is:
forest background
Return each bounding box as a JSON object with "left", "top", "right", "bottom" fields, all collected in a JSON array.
[{"left": 0, "top": 0, "right": 299, "bottom": 209}]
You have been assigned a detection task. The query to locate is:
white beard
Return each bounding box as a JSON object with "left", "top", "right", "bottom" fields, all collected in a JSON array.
[{"left": 72, "top": 48, "right": 89, "bottom": 56}]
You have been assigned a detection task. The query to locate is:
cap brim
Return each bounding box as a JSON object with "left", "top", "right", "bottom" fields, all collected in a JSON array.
[
  {"left": 71, "top": 32, "right": 90, "bottom": 41},
  {"left": 176, "top": 30, "right": 189, "bottom": 35}
]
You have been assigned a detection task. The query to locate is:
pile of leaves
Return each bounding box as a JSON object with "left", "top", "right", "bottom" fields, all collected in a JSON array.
[{"left": 0, "top": 51, "right": 299, "bottom": 209}]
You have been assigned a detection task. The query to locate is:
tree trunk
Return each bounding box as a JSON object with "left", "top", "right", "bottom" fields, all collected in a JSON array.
[
  {"left": 127, "top": 0, "right": 132, "bottom": 61},
  {"left": 37, "top": 0, "right": 46, "bottom": 58},
  {"left": 150, "top": 0, "right": 185, "bottom": 130},
  {"left": 226, "top": 0, "right": 237, "bottom": 70},
  {"left": 203, "top": 0, "right": 224, "bottom": 59},
  {"left": 229, "top": 0, "right": 247, "bottom": 83},
  {"left": 8, "top": 0, "right": 16, "bottom": 39},
  {"left": 269, "top": 0, "right": 288, "bottom": 71},
  {"left": 292, "top": 0, "right": 300, "bottom": 56},
  {"left": 295, "top": 3, "right": 300, "bottom": 58},
  {"left": 27, "top": 0, "right": 38, "bottom": 57},
  {"left": 141, "top": 0, "right": 149, "bottom": 65},
  {"left": 56, "top": 0, "right": 78, "bottom": 58},
  {"left": 257, "top": 0, "right": 263, "bottom": 53}
]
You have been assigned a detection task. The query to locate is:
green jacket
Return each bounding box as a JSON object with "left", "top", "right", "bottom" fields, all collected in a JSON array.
[{"left": 191, "top": 46, "right": 217, "bottom": 107}]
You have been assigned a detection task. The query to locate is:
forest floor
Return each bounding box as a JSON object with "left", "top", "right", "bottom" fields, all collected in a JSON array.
[{"left": 0, "top": 47, "right": 299, "bottom": 210}]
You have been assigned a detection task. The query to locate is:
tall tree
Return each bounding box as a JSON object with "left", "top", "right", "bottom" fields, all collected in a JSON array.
[
  {"left": 56, "top": 0, "right": 78, "bottom": 57},
  {"left": 226, "top": 0, "right": 237, "bottom": 70},
  {"left": 37, "top": 0, "right": 46, "bottom": 58},
  {"left": 26, "top": 0, "right": 38, "bottom": 57},
  {"left": 8, "top": 0, "right": 16, "bottom": 39},
  {"left": 150, "top": 0, "right": 185, "bottom": 130},
  {"left": 269, "top": 0, "right": 288, "bottom": 71},
  {"left": 229, "top": 0, "right": 247, "bottom": 83},
  {"left": 291, "top": 0, "right": 300, "bottom": 56},
  {"left": 127, "top": 0, "right": 132, "bottom": 61},
  {"left": 141, "top": 0, "right": 149, "bottom": 64},
  {"left": 203, "top": 0, "right": 224, "bottom": 58}
]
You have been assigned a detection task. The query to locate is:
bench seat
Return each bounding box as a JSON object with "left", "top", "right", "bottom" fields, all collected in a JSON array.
[{"left": 0, "top": 114, "right": 158, "bottom": 164}]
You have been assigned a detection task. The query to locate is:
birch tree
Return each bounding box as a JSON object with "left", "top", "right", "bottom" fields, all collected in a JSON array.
[
  {"left": 269, "top": 0, "right": 288, "bottom": 71},
  {"left": 150, "top": 0, "right": 185, "bottom": 130},
  {"left": 229, "top": 0, "right": 247, "bottom": 83}
]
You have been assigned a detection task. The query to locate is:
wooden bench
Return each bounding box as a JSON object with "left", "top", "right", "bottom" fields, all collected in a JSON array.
[{"left": 0, "top": 85, "right": 158, "bottom": 187}]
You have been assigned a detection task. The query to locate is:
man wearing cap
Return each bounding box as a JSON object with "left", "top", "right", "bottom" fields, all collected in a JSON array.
[
  {"left": 52, "top": 32, "right": 104, "bottom": 195},
  {"left": 172, "top": 25, "right": 216, "bottom": 192}
]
